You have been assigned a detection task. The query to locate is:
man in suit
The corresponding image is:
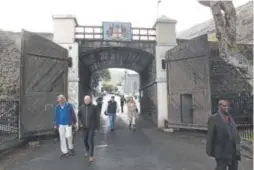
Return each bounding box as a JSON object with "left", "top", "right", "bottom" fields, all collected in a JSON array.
[{"left": 206, "top": 100, "right": 241, "bottom": 170}]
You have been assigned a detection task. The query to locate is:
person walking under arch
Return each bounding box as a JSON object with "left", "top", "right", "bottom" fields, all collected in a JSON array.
[
  {"left": 54, "top": 94, "right": 77, "bottom": 158},
  {"left": 105, "top": 96, "right": 119, "bottom": 131},
  {"left": 120, "top": 95, "right": 126, "bottom": 113},
  {"left": 127, "top": 96, "right": 138, "bottom": 131},
  {"left": 78, "top": 95, "right": 100, "bottom": 162}
]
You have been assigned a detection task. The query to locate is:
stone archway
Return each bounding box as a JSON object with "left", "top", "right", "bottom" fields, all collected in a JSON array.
[
  {"left": 78, "top": 46, "right": 155, "bottom": 118},
  {"left": 52, "top": 15, "right": 178, "bottom": 127}
]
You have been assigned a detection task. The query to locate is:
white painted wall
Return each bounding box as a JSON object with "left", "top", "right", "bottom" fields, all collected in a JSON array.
[
  {"left": 59, "top": 43, "right": 79, "bottom": 114},
  {"left": 53, "top": 15, "right": 77, "bottom": 44},
  {"left": 52, "top": 15, "right": 79, "bottom": 114},
  {"left": 154, "top": 15, "right": 177, "bottom": 128}
]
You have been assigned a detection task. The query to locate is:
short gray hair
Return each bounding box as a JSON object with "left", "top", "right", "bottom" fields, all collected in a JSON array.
[
  {"left": 57, "top": 94, "right": 66, "bottom": 101},
  {"left": 218, "top": 100, "right": 228, "bottom": 105}
]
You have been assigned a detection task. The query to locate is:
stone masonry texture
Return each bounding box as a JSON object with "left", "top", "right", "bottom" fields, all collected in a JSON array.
[
  {"left": 0, "top": 31, "right": 53, "bottom": 98},
  {"left": 0, "top": 30, "right": 21, "bottom": 98}
]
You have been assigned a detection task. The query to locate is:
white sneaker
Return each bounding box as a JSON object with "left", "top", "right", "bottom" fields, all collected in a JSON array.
[{"left": 84, "top": 150, "right": 88, "bottom": 156}]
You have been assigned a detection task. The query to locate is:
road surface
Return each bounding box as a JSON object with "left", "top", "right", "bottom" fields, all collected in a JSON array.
[{"left": 0, "top": 95, "right": 252, "bottom": 170}]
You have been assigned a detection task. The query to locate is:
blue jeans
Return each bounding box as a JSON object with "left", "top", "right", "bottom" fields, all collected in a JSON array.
[{"left": 108, "top": 113, "right": 116, "bottom": 129}]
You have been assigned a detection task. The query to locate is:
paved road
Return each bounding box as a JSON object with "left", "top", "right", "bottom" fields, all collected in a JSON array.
[{"left": 0, "top": 95, "right": 252, "bottom": 170}]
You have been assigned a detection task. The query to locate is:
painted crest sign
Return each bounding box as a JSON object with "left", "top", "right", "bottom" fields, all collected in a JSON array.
[{"left": 103, "top": 22, "right": 132, "bottom": 41}]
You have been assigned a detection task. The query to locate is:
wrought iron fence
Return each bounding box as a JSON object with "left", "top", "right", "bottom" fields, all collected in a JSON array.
[
  {"left": 237, "top": 123, "right": 253, "bottom": 142},
  {"left": 0, "top": 99, "right": 19, "bottom": 145}
]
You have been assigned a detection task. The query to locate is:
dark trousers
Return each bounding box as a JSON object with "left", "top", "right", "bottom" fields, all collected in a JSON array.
[
  {"left": 121, "top": 103, "right": 124, "bottom": 113},
  {"left": 83, "top": 128, "right": 95, "bottom": 157},
  {"left": 215, "top": 159, "right": 238, "bottom": 170}
]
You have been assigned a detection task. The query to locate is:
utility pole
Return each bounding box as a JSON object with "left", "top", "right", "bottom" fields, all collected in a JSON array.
[{"left": 156, "top": 0, "right": 162, "bottom": 18}]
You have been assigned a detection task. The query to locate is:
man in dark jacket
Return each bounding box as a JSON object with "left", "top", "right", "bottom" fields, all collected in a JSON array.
[
  {"left": 78, "top": 95, "right": 100, "bottom": 162},
  {"left": 206, "top": 100, "right": 240, "bottom": 170},
  {"left": 106, "top": 96, "right": 119, "bottom": 131}
]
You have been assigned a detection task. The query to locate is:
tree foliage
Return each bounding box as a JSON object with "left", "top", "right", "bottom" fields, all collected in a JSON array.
[
  {"left": 93, "top": 69, "right": 111, "bottom": 82},
  {"left": 102, "top": 83, "right": 118, "bottom": 93},
  {"left": 91, "top": 69, "right": 111, "bottom": 88}
]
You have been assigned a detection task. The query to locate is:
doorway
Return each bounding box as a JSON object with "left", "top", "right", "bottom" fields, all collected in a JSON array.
[{"left": 180, "top": 94, "right": 193, "bottom": 124}]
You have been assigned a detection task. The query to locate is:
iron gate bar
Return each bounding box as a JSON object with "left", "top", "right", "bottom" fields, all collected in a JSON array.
[
  {"left": 139, "top": 81, "right": 157, "bottom": 91},
  {"left": 166, "top": 54, "right": 206, "bottom": 62},
  {"left": 26, "top": 52, "right": 70, "bottom": 61}
]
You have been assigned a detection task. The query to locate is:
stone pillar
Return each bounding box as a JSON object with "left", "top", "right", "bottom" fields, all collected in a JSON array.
[
  {"left": 52, "top": 15, "right": 77, "bottom": 44},
  {"left": 52, "top": 15, "right": 79, "bottom": 114},
  {"left": 154, "top": 15, "right": 177, "bottom": 128}
]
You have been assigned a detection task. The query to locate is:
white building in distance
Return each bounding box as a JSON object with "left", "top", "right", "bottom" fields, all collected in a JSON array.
[{"left": 123, "top": 71, "right": 140, "bottom": 95}]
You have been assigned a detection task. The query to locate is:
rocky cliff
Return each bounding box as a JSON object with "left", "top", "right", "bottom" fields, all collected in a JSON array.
[
  {"left": 0, "top": 31, "right": 21, "bottom": 98},
  {"left": 178, "top": 1, "right": 253, "bottom": 44}
]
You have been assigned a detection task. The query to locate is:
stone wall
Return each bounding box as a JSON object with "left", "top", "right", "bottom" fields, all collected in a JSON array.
[
  {"left": 0, "top": 31, "right": 53, "bottom": 99},
  {"left": 166, "top": 35, "right": 253, "bottom": 127},
  {"left": 209, "top": 43, "right": 253, "bottom": 117},
  {"left": 78, "top": 61, "right": 92, "bottom": 106},
  {"left": 0, "top": 31, "right": 21, "bottom": 98},
  {"left": 140, "top": 58, "right": 158, "bottom": 124}
]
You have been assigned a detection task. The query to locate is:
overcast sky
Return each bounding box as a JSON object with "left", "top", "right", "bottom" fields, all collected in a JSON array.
[{"left": 0, "top": 0, "right": 250, "bottom": 33}]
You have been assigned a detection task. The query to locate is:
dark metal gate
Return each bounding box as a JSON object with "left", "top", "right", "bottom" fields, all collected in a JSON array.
[{"left": 19, "top": 30, "right": 69, "bottom": 138}]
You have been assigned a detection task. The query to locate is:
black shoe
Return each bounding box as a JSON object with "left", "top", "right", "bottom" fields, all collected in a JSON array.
[
  {"left": 60, "top": 153, "right": 70, "bottom": 159},
  {"left": 69, "top": 149, "right": 76, "bottom": 156}
]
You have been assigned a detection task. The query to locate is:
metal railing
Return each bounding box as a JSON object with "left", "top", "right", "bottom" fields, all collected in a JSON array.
[
  {"left": 75, "top": 25, "right": 156, "bottom": 41},
  {"left": 0, "top": 99, "right": 19, "bottom": 145},
  {"left": 237, "top": 123, "right": 253, "bottom": 142}
]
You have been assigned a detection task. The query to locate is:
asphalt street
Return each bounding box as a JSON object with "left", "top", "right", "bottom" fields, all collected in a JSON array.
[{"left": 0, "top": 95, "right": 252, "bottom": 170}]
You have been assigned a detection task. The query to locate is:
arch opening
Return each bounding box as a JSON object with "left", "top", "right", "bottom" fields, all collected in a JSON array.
[
  {"left": 78, "top": 47, "right": 155, "bottom": 118},
  {"left": 90, "top": 68, "right": 140, "bottom": 96}
]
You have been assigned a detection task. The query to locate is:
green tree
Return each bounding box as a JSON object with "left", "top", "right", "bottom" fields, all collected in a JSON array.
[
  {"left": 116, "top": 82, "right": 122, "bottom": 86},
  {"left": 96, "top": 69, "right": 111, "bottom": 82},
  {"left": 102, "top": 83, "right": 115, "bottom": 93},
  {"left": 91, "top": 69, "right": 111, "bottom": 88}
]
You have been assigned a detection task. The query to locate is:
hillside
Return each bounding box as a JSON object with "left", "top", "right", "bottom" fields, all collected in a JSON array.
[{"left": 178, "top": 1, "right": 253, "bottom": 44}]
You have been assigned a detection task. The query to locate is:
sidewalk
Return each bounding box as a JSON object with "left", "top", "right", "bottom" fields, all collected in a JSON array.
[{"left": 0, "top": 114, "right": 252, "bottom": 170}]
